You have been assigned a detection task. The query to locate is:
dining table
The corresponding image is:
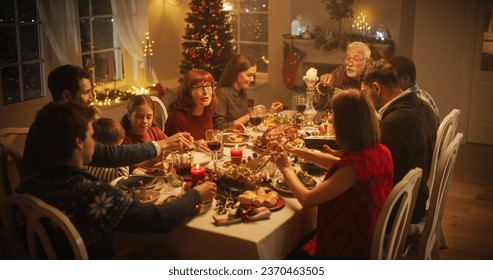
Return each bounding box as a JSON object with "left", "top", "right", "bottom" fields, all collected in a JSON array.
[{"left": 112, "top": 123, "right": 323, "bottom": 260}]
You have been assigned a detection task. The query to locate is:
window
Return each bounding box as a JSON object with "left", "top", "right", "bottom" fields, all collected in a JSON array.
[
  {"left": 225, "top": 0, "right": 269, "bottom": 73},
  {"left": 78, "top": 0, "right": 121, "bottom": 85},
  {"left": 0, "top": 0, "right": 44, "bottom": 105}
]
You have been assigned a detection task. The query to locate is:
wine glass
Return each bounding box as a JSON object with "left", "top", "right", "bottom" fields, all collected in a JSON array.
[
  {"left": 248, "top": 106, "right": 265, "bottom": 133},
  {"left": 295, "top": 95, "right": 307, "bottom": 113},
  {"left": 205, "top": 129, "right": 223, "bottom": 170},
  {"left": 162, "top": 153, "right": 175, "bottom": 184}
]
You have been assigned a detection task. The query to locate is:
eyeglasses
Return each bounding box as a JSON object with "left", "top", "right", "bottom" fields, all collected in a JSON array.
[
  {"left": 343, "top": 56, "right": 366, "bottom": 65},
  {"left": 192, "top": 84, "right": 213, "bottom": 92}
]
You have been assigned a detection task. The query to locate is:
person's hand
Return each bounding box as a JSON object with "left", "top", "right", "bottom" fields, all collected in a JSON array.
[
  {"left": 283, "top": 142, "right": 298, "bottom": 154},
  {"left": 323, "top": 144, "right": 345, "bottom": 157},
  {"left": 157, "top": 132, "right": 194, "bottom": 152},
  {"left": 224, "top": 123, "right": 246, "bottom": 133},
  {"left": 320, "top": 73, "right": 333, "bottom": 86},
  {"left": 194, "top": 139, "right": 210, "bottom": 153},
  {"left": 193, "top": 181, "right": 217, "bottom": 202},
  {"left": 269, "top": 145, "right": 292, "bottom": 172},
  {"left": 269, "top": 102, "right": 283, "bottom": 113}
]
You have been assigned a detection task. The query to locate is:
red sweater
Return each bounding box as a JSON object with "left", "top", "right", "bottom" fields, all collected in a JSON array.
[
  {"left": 122, "top": 126, "right": 167, "bottom": 145},
  {"left": 165, "top": 109, "right": 213, "bottom": 140}
]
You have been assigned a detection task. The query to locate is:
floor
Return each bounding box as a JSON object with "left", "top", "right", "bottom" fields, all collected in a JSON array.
[{"left": 439, "top": 143, "right": 493, "bottom": 260}]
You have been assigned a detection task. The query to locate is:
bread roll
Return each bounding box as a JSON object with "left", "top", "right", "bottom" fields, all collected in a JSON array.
[
  {"left": 263, "top": 196, "right": 278, "bottom": 208},
  {"left": 252, "top": 195, "right": 267, "bottom": 207},
  {"left": 267, "top": 191, "right": 279, "bottom": 199},
  {"left": 256, "top": 188, "right": 267, "bottom": 197},
  {"left": 238, "top": 190, "right": 256, "bottom": 205}
]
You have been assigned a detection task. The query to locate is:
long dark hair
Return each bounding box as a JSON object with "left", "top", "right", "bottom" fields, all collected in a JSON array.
[
  {"left": 120, "top": 95, "right": 156, "bottom": 131},
  {"left": 331, "top": 88, "right": 380, "bottom": 149},
  {"left": 169, "top": 69, "right": 217, "bottom": 116},
  {"left": 217, "top": 54, "right": 256, "bottom": 88}
]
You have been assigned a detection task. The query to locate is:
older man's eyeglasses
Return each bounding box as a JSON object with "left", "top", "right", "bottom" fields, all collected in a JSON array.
[
  {"left": 343, "top": 56, "right": 366, "bottom": 65},
  {"left": 192, "top": 84, "right": 213, "bottom": 92}
]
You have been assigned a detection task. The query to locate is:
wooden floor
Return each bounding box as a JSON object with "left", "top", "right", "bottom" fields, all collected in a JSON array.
[{"left": 439, "top": 143, "right": 493, "bottom": 260}]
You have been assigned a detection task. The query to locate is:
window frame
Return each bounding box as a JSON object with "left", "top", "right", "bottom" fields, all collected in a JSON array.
[{"left": 0, "top": 0, "right": 45, "bottom": 107}]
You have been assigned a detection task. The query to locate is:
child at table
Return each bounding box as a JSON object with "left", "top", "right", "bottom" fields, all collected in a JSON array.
[
  {"left": 270, "top": 88, "right": 394, "bottom": 259},
  {"left": 84, "top": 117, "right": 129, "bottom": 181}
]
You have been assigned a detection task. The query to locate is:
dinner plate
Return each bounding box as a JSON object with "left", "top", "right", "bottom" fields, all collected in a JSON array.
[
  {"left": 112, "top": 175, "right": 158, "bottom": 190},
  {"left": 278, "top": 110, "right": 298, "bottom": 117},
  {"left": 166, "top": 151, "right": 212, "bottom": 167},
  {"left": 222, "top": 133, "right": 252, "bottom": 146},
  {"left": 273, "top": 173, "right": 317, "bottom": 195}
]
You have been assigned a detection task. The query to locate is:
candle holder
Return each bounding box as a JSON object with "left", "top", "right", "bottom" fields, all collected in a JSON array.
[{"left": 302, "top": 73, "right": 318, "bottom": 128}]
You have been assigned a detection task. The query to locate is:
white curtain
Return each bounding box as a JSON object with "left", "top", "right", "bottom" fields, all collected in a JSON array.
[
  {"left": 37, "top": 0, "right": 82, "bottom": 66},
  {"left": 111, "top": 0, "right": 153, "bottom": 82}
]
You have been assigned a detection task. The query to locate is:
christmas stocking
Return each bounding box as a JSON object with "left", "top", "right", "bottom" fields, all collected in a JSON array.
[{"left": 282, "top": 43, "right": 305, "bottom": 89}]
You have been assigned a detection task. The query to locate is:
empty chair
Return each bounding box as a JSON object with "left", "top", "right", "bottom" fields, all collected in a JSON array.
[
  {"left": 150, "top": 95, "right": 168, "bottom": 132},
  {"left": 371, "top": 168, "right": 422, "bottom": 260},
  {"left": 5, "top": 193, "right": 88, "bottom": 260},
  {"left": 426, "top": 109, "right": 460, "bottom": 248}
]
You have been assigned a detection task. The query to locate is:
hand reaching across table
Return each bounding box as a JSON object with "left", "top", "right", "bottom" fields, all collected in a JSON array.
[
  {"left": 157, "top": 132, "right": 194, "bottom": 152},
  {"left": 194, "top": 181, "right": 217, "bottom": 202}
]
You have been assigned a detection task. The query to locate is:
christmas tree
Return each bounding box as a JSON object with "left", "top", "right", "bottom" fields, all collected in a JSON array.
[{"left": 179, "top": 0, "right": 234, "bottom": 81}]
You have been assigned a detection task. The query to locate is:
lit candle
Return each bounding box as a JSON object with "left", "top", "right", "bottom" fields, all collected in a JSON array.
[
  {"left": 230, "top": 144, "right": 243, "bottom": 165},
  {"left": 190, "top": 164, "right": 205, "bottom": 187},
  {"left": 121, "top": 53, "right": 125, "bottom": 79}
]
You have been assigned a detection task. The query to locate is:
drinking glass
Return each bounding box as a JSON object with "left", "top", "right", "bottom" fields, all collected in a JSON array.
[
  {"left": 162, "top": 153, "right": 175, "bottom": 183},
  {"left": 295, "top": 95, "right": 307, "bottom": 113},
  {"left": 248, "top": 106, "right": 265, "bottom": 133},
  {"left": 205, "top": 129, "right": 223, "bottom": 171},
  {"left": 173, "top": 150, "right": 194, "bottom": 178}
]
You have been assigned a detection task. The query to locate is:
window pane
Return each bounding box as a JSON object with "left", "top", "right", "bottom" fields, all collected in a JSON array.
[
  {"left": 18, "top": 0, "right": 37, "bottom": 23},
  {"left": 20, "top": 25, "right": 39, "bottom": 61},
  {"left": 239, "top": 14, "right": 268, "bottom": 42},
  {"left": 92, "top": 18, "right": 114, "bottom": 50},
  {"left": 22, "top": 63, "right": 42, "bottom": 100},
  {"left": 229, "top": 14, "right": 238, "bottom": 40},
  {"left": 0, "top": 26, "right": 18, "bottom": 63},
  {"left": 0, "top": 0, "right": 15, "bottom": 24},
  {"left": 240, "top": 43, "right": 268, "bottom": 72},
  {"left": 94, "top": 51, "right": 115, "bottom": 84},
  {"left": 1, "top": 66, "right": 21, "bottom": 105},
  {"left": 240, "top": 0, "right": 269, "bottom": 12},
  {"left": 80, "top": 19, "right": 92, "bottom": 52},
  {"left": 91, "top": 0, "right": 112, "bottom": 16},
  {"left": 78, "top": 0, "right": 89, "bottom": 17}
]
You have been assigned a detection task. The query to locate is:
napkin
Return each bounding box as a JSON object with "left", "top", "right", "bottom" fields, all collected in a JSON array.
[{"left": 213, "top": 206, "right": 271, "bottom": 226}]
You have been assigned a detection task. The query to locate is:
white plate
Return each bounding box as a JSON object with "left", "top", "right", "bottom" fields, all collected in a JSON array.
[
  {"left": 278, "top": 110, "right": 298, "bottom": 117},
  {"left": 167, "top": 151, "right": 212, "bottom": 167},
  {"left": 222, "top": 133, "right": 253, "bottom": 146}
]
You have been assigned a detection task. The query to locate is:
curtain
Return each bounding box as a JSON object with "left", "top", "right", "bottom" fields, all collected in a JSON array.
[
  {"left": 111, "top": 0, "right": 154, "bottom": 82},
  {"left": 37, "top": 0, "right": 82, "bottom": 66}
]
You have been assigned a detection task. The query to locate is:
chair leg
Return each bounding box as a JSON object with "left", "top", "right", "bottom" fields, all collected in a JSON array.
[{"left": 438, "top": 223, "right": 449, "bottom": 248}]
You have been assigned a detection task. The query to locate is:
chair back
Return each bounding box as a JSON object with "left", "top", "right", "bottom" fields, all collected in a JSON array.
[
  {"left": 0, "top": 145, "right": 25, "bottom": 195},
  {"left": 0, "top": 127, "right": 29, "bottom": 156},
  {"left": 371, "top": 168, "right": 422, "bottom": 260},
  {"left": 150, "top": 96, "right": 168, "bottom": 132},
  {"left": 427, "top": 109, "right": 460, "bottom": 209},
  {"left": 418, "top": 132, "right": 463, "bottom": 260},
  {"left": 5, "top": 193, "right": 88, "bottom": 259}
]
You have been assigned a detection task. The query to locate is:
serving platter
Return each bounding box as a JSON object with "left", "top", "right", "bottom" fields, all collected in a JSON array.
[{"left": 112, "top": 175, "right": 158, "bottom": 190}]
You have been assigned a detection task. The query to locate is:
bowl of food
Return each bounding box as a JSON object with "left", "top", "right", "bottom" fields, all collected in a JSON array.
[{"left": 299, "top": 159, "right": 326, "bottom": 175}]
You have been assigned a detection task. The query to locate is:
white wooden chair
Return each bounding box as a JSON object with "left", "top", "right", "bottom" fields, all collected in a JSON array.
[
  {"left": 371, "top": 168, "right": 422, "bottom": 260},
  {"left": 150, "top": 95, "right": 168, "bottom": 132},
  {"left": 5, "top": 193, "right": 88, "bottom": 260},
  {"left": 426, "top": 109, "right": 460, "bottom": 248}
]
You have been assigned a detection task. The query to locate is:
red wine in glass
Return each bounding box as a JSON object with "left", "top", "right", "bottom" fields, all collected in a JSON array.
[
  {"left": 296, "top": 104, "right": 307, "bottom": 113},
  {"left": 207, "top": 140, "right": 221, "bottom": 151},
  {"left": 250, "top": 116, "right": 263, "bottom": 126},
  {"left": 176, "top": 164, "right": 191, "bottom": 177}
]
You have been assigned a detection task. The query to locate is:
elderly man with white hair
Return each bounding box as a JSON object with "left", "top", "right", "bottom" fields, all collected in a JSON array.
[{"left": 315, "top": 41, "right": 372, "bottom": 111}]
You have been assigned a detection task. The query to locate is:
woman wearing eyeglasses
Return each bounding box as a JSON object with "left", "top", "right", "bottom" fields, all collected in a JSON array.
[
  {"left": 316, "top": 41, "right": 373, "bottom": 111},
  {"left": 164, "top": 69, "right": 219, "bottom": 152},
  {"left": 213, "top": 54, "right": 283, "bottom": 130}
]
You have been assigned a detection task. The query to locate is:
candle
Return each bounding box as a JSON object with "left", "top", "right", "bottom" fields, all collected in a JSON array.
[
  {"left": 121, "top": 53, "right": 125, "bottom": 79},
  {"left": 190, "top": 164, "right": 205, "bottom": 187},
  {"left": 230, "top": 144, "right": 243, "bottom": 165}
]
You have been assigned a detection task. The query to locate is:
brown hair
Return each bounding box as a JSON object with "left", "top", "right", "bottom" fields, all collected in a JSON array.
[
  {"left": 120, "top": 95, "right": 156, "bottom": 131},
  {"left": 217, "top": 54, "right": 256, "bottom": 88},
  {"left": 331, "top": 88, "right": 380, "bottom": 149},
  {"left": 169, "top": 69, "right": 217, "bottom": 116},
  {"left": 93, "top": 117, "right": 125, "bottom": 145},
  {"left": 361, "top": 59, "right": 400, "bottom": 89}
]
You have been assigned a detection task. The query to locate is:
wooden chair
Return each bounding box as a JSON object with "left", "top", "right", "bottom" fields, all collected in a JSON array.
[
  {"left": 426, "top": 109, "right": 460, "bottom": 248},
  {"left": 405, "top": 133, "right": 464, "bottom": 260},
  {"left": 0, "top": 127, "right": 29, "bottom": 156},
  {"left": 150, "top": 95, "right": 168, "bottom": 132},
  {"left": 5, "top": 193, "right": 88, "bottom": 259},
  {"left": 371, "top": 168, "right": 422, "bottom": 260}
]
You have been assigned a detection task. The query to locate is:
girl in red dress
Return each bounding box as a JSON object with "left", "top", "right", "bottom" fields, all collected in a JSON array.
[{"left": 271, "top": 88, "right": 394, "bottom": 259}]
